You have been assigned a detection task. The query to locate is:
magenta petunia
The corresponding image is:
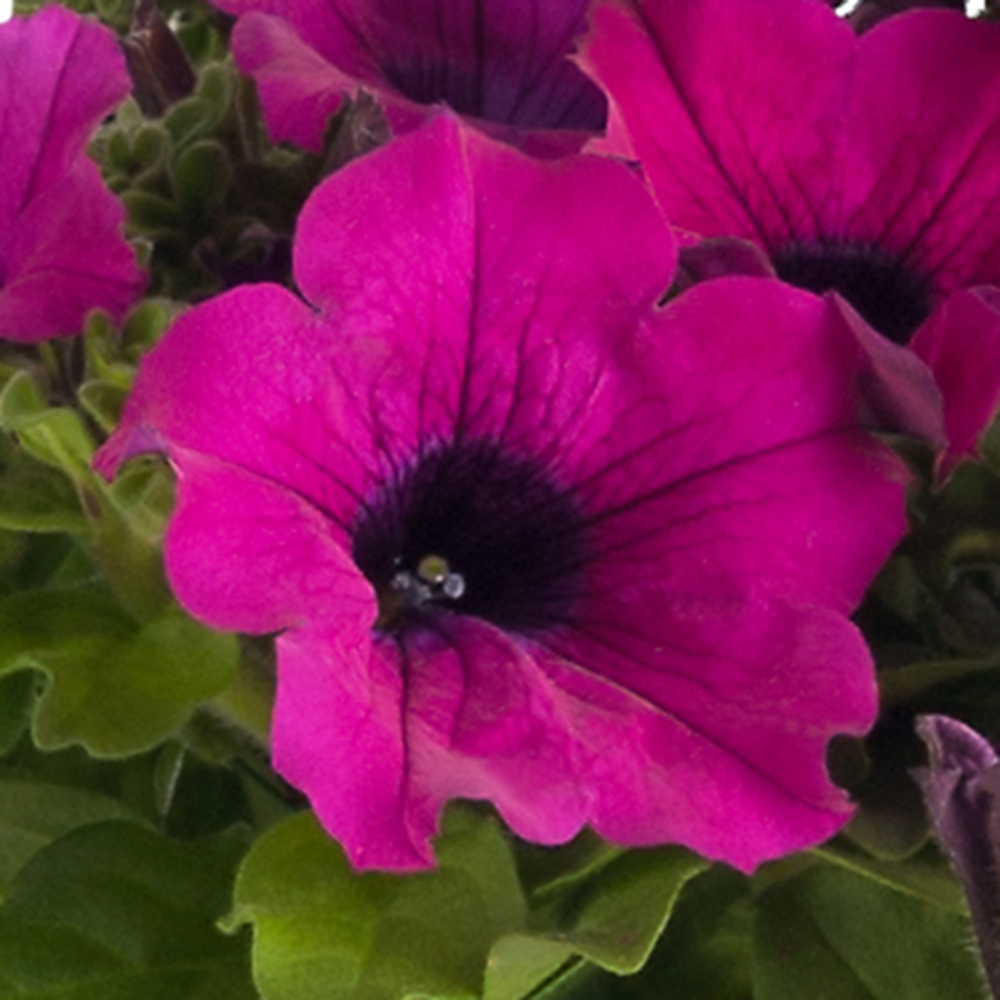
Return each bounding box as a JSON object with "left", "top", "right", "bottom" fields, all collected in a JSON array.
[
  {"left": 210, "top": 0, "right": 607, "bottom": 155},
  {"left": 582, "top": 0, "right": 1000, "bottom": 474},
  {"left": 0, "top": 6, "right": 146, "bottom": 342},
  {"left": 97, "top": 114, "right": 909, "bottom": 872}
]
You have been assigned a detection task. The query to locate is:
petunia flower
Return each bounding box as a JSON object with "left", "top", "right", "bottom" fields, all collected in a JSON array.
[
  {"left": 210, "top": 0, "right": 607, "bottom": 155},
  {"left": 97, "top": 114, "right": 909, "bottom": 872},
  {"left": 915, "top": 715, "right": 1000, "bottom": 998},
  {"left": 581, "top": 0, "right": 1000, "bottom": 475},
  {"left": 0, "top": 6, "right": 146, "bottom": 342}
]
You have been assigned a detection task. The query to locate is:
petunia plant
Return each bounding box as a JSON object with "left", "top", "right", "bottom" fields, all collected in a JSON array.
[{"left": 2, "top": 1, "right": 1000, "bottom": 999}]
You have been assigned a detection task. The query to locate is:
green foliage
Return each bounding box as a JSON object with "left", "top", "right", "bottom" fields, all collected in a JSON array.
[
  {"left": 226, "top": 809, "right": 707, "bottom": 1000},
  {"left": 0, "top": 584, "right": 238, "bottom": 757},
  {"left": 0, "top": 434, "right": 86, "bottom": 533},
  {"left": 751, "top": 861, "right": 985, "bottom": 1000},
  {"left": 0, "top": 780, "right": 141, "bottom": 894},
  {"left": 0, "top": 821, "right": 255, "bottom": 1000},
  {"left": 484, "top": 843, "right": 708, "bottom": 1000},
  {"left": 228, "top": 808, "right": 527, "bottom": 1000},
  {"left": 0, "top": 673, "right": 38, "bottom": 756}
]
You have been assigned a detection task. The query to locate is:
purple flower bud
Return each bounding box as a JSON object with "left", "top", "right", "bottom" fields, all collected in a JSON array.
[
  {"left": 122, "top": 0, "right": 196, "bottom": 117},
  {"left": 916, "top": 714, "right": 1000, "bottom": 999}
]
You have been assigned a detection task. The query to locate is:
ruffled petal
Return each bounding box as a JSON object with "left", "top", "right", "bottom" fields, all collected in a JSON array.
[
  {"left": 229, "top": 13, "right": 360, "bottom": 151},
  {"left": 272, "top": 624, "right": 425, "bottom": 869},
  {"left": 0, "top": 8, "right": 144, "bottom": 340},
  {"left": 0, "top": 6, "right": 130, "bottom": 231},
  {"left": 911, "top": 287, "right": 1000, "bottom": 478},
  {"left": 581, "top": 0, "right": 855, "bottom": 244},
  {"left": 536, "top": 603, "right": 876, "bottom": 870},
  {"left": 95, "top": 283, "right": 374, "bottom": 541},
  {"left": 847, "top": 12, "right": 1000, "bottom": 293},
  {"left": 0, "top": 159, "right": 145, "bottom": 340},
  {"left": 293, "top": 113, "right": 675, "bottom": 462},
  {"left": 217, "top": 0, "right": 605, "bottom": 150}
]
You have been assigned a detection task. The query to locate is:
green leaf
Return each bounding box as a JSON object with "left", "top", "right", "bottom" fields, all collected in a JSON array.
[
  {"left": 623, "top": 866, "right": 752, "bottom": 1000},
  {"left": 0, "top": 672, "right": 37, "bottom": 756},
  {"left": 78, "top": 380, "right": 129, "bottom": 433},
  {"left": 0, "top": 821, "right": 255, "bottom": 1000},
  {"left": 227, "top": 807, "right": 527, "bottom": 1000},
  {"left": 751, "top": 862, "right": 985, "bottom": 1000},
  {"left": 485, "top": 847, "right": 708, "bottom": 1000},
  {"left": 123, "top": 189, "right": 183, "bottom": 235},
  {"left": 0, "top": 586, "right": 238, "bottom": 757},
  {"left": 163, "top": 97, "right": 221, "bottom": 148},
  {"left": 879, "top": 656, "right": 1000, "bottom": 707},
  {"left": 174, "top": 140, "right": 233, "bottom": 217},
  {"left": 812, "top": 841, "right": 967, "bottom": 914},
  {"left": 0, "top": 435, "right": 87, "bottom": 532},
  {"left": 0, "top": 381, "right": 95, "bottom": 484},
  {"left": 0, "top": 371, "right": 45, "bottom": 422},
  {"left": 122, "top": 298, "right": 174, "bottom": 357},
  {"left": 0, "top": 780, "right": 140, "bottom": 894}
]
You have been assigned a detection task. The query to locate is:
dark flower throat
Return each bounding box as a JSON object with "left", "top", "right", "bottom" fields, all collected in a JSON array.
[
  {"left": 351, "top": 439, "right": 587, "bottom": 637},
  {"left": 771, "top": 239, "right": 933, "bottom": 344},
  {"left": 379, "top": 51, "right": 606, "bottom": 131}
]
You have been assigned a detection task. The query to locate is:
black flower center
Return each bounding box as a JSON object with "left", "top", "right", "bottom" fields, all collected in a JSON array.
[
  {"left": 771, "top": 239, "right": 933, "bottom": 345},
  {"left": 351, "top": 439, "right": 588, "bottom": 637}
]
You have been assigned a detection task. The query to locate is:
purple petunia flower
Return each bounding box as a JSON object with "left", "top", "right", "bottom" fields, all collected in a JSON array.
[
  {"left": 211, "top": 0, "right": 607, "bottom": 155},
  {"left": 916, "top": 715, "right": 1000, "bottom": 998},
  {"left": 581, "top": 0, "right": 1000, "bottom": 475},
  {"left": 97, "top": 114, "right": 909, "bottom": 871},
  {"left": 0, "top": 6, "right": 145, "bottom": 342}
]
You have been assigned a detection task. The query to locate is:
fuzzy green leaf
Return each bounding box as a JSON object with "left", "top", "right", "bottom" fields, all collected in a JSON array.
[
  {"left": 0, "top": 780, "right": 140, "bottom": 894},
  {"left": 0, "top": 821, "right": 254, "bottom": 999},
  {"left": 752, "top": 862, "right": 985, "bottom": 1000},
  {"left": 227, "top": 807, "right": 527, "bottom": 1000},
  {"left": 0, "top": 383, "right": 95, "bottom": 484},
  {"left": 174, "top": 140, "right": 233, "bottom": 217},
  {"left": 0, "top": 672, "right": 37, "bottom": 756},
  {"left": 0, "top": 586, "right": 238, "bottom": 756},
  {"left": 0, "top": 435, "right": 86, "bottom": 532},
  {"left": 484, "top": 847, "right": 708, "bottom": 1000}
]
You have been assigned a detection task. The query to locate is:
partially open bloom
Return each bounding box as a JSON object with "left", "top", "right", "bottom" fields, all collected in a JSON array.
[
  {"left": 582, "top": 0, "right": 1000, "bottom": 474},
  {"left": 0, "top": 6, "right": 145, "bottom": 341},
  {"left": 98, "top": 115, "right": 909, "bottom": 871},
  {"left": 211, "top": 0, "right": 607, "bottom": 155},
  {"left": 916, "top": 715, "right": 1000, "bottom": 997}
]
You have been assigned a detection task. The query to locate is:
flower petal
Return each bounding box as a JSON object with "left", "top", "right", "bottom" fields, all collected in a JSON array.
[
  {"left": 0, "top": 6, "right": 129, "bottom": 231},
  {"left": 911, "top": 287, "right": 1000, "bottom": 478},
  {"left": 216, "top": 0, "right": 605, "bottom": 150},
  {"left": 0, "top": 7, "right": 144, "bottom": 339},
  {"left": 847, "top": 12, "right": 1000, "bottom": 293},
  {"left": 227, "top": 12, "right": 362, "bottom": 152},
  {"left": 293, "top": 112, "right": 676, "bottom": 459},
  {"left": 272, "top": 623, "right": 426, "bottom": 869},
  {"left": 0, "top": 160, "right": 145, "bottom": 341},
  {"left": 95, "top": 283, "right": 374, "bottom": 542},
  {"left": 165, "top": 448, "right": 375, "bottom": 634},
  {"left": 584, "top": 0, "right": 1000, "bottom": 298},
  {"left": 559, "top": 279, "right": 911, "bottom": 614},
  {"left": 581, "top": 0, "right": 855, "bottom": 245},
  {"left": 536, "top": 602, "right": 876, "bottom": 871}
]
